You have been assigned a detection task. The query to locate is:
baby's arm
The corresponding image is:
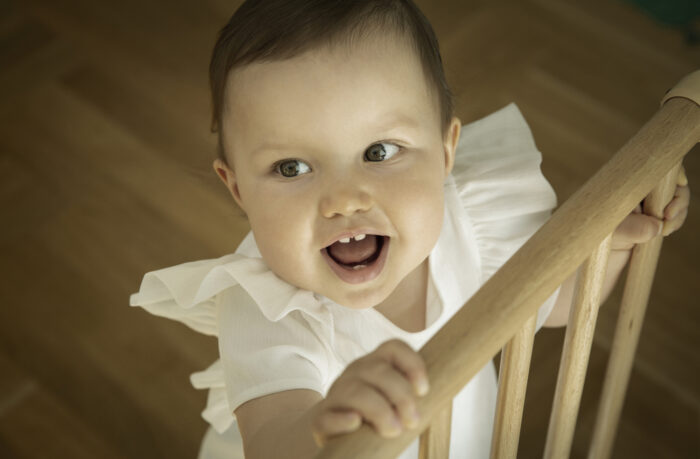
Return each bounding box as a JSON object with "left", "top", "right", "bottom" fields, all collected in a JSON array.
[
  {"left": 235, "top": 388, "right": 322, "bottom": 458},
  {"left": 544, "top": 168, "right": 689, "bottom": 328}
]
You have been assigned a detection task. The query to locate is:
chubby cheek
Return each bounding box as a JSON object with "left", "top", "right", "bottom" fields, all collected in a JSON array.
[
  {"left": 388, "top": 167, "right": 445, "bottom": 250},
  {"left": 246, "top": 194, "right": 317, "bottom": 287}
]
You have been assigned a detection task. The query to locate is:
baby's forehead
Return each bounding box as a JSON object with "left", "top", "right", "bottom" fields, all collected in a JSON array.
[
  {"left": 224, "top": 44, "right": 436, "bottom": 122},
  {"left": 226, "top": 85, "right": 433, "bottom": 148}
]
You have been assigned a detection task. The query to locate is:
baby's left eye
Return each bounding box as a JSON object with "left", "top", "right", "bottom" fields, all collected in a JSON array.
[
  {"left": 273, "top": 159, "right": 311, "bottom": 178},
  {"left": 364, "top": 143, "right": 400, "bottom": 162}
]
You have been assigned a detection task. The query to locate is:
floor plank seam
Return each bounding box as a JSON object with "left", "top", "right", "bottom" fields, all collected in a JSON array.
[{"left": 0, "top": 380, "right": 38, "bottom": 418}]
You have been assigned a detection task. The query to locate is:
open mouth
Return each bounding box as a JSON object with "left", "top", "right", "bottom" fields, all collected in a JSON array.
[
  {"left": 325, "top": 235, "right": 385, "bottom": 269},
  {"left": 321, "top": 235, "right": 390, "bottom": 284}
]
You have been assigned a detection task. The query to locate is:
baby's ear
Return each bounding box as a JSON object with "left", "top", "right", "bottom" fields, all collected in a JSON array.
[
  {"left": 442, "top": 117, "right": 461, "bottom": 177},
  {"left": 213, "top": 158, "right": 245, "bottom": 211}
]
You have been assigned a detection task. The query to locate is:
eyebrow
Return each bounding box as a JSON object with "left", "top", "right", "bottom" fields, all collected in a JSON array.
[{"left": 250, "top": 112, "right": 421, "bottom": 157}]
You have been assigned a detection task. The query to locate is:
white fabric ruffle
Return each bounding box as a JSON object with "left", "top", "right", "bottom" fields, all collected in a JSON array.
[{"left": 452, "top": 103, "right": 558, "bottom": 285}]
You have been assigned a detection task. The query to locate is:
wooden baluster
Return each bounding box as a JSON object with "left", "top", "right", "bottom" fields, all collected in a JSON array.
[
  {"left": 543, "top": 234, "right": 612, "bottom": 458},
  {"left": 588, "top": 164, "right": 682, "bottom": 459},
  {"left": 418, "top": 403, "right": 452, "bottom": 459},
  {"left": 489, "top": 314, "right": 537, "bottom": 459}
]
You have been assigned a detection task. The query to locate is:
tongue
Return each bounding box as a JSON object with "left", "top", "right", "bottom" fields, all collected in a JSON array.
[{"left": 328, "top": 235, "right": 379, "bottom": 265}]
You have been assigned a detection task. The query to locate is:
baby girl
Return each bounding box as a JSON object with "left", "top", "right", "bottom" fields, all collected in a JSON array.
[{"left": 130, "top": 1, "right": 690, "bottom": 458}]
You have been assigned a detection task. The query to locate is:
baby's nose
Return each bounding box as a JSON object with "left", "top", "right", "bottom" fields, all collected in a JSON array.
[{"left": 319, "top": 186, "right": 373, "bottom": 218}]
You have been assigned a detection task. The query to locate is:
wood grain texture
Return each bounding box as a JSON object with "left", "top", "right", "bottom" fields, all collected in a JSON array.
[
  {"left": 0, "top": 0, "right": 697, "bottom": 458},
  {"left": 490, "top": 315, "right": 538, "bottom": 459},
  {"left": 418, "top": 403, "right": 452, "bottom": 459},
  {"left": 544, "top": 234, "right": 612, "bottom": 459}
]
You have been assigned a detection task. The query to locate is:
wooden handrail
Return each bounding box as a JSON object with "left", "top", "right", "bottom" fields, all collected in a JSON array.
[{"left": 314, "top": 84, "right": 699, "bottom": 458}]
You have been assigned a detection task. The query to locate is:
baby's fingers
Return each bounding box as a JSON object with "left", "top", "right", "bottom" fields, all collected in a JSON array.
[
  {"left": 663, "top": 185, "right": 690, "bottom": 221},
  {"left": 663, "top": 206, "right": 688, "bottom": 236},
  {"left": 311, "top": 410, "right": 362, "bottom": 447},
  {"left": 375, "top": 339, "right": 430, "bottom": 397},
  {"left": 612, "top": 212, "right": 663, "bottom": 250},
  {"left": 662, "top": 185, "right": 690, "bottom": 236},
  {"left": 357, "top": 359, "right": 422, "bottom": 430},
  {"left": 677, "top": 165, "right": 688, "bottom": 187}
]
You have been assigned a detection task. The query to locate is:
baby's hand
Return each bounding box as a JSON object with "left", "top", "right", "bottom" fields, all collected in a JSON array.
[
  {"left": 612, "top": 166, "right": 690, "bottom": 250},
  {"left": 310, "top": 339, "right": 429, "bottom": 447}
]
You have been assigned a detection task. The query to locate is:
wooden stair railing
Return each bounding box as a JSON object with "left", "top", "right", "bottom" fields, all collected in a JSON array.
[{"left": 314, "top": 70, "right": 700, "bottom": 459}]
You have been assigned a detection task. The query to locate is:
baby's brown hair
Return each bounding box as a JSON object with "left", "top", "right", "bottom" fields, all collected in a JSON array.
[{"left": 209, "top": 0, "right": 455, "bottom": 167}]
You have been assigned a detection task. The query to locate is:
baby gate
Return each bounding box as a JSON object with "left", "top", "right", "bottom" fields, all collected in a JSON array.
[{"left": 313, "top": 70, "right": 700, "bottom": 459}]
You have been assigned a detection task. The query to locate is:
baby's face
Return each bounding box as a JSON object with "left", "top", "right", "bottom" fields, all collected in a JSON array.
[{"left": 215, "top": 34, "right": 460, "bottom": 310}]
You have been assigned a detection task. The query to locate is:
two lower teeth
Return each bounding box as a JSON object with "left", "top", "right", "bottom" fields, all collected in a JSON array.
[{"left": 352, "top": 264, "right": 367, "bottom": 270}]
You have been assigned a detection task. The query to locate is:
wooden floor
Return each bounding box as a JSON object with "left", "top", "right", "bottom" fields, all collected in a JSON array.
[{"left": 0, "top": 0, "right": 697, "bottom": 457}]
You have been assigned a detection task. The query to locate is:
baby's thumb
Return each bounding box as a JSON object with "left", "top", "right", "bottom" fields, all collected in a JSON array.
[
  {"left": 311, "top": 410, "right": 362, "bottom": 447},
  {"left": 613, "top": 213, "right": 663, "bottom": 250}
]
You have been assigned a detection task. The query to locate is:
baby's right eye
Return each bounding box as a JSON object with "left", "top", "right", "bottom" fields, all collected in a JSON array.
[{"left": 273, "top": 159, "right": 311, "bottom": 178}]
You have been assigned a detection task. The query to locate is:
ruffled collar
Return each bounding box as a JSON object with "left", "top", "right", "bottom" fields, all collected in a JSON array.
[
  {"left": 219, "top": 253, "right": 325, "bottom": 322},
  {"left": 128, "top": 248, "right": 331, "bottom": 337}
]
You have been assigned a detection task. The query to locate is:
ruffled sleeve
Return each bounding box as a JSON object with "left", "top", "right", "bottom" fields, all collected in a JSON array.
[
  {"left": 452, "top": 103, "right": 560, "bottom": 331},
  {"left": 129, "top": 247, "right": 334, "bottom": 433},
  {"left": 128, "top": 253, "right": 243, "bottom": 336},
  {"left": 216, "top": 285, "right": 330, "bottom": 415}
]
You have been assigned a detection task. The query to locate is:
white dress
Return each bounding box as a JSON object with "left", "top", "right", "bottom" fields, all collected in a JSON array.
[{"left": 129, "top": 103, "right": 560, "bottom": 459}]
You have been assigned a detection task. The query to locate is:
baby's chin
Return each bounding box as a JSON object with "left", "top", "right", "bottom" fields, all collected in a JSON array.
[
  {"left": 268, "top": 261, "right": 397, "bottom": 310},
  {"left": 319, "top": 284, "right": 394, "bottom": 311}
]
